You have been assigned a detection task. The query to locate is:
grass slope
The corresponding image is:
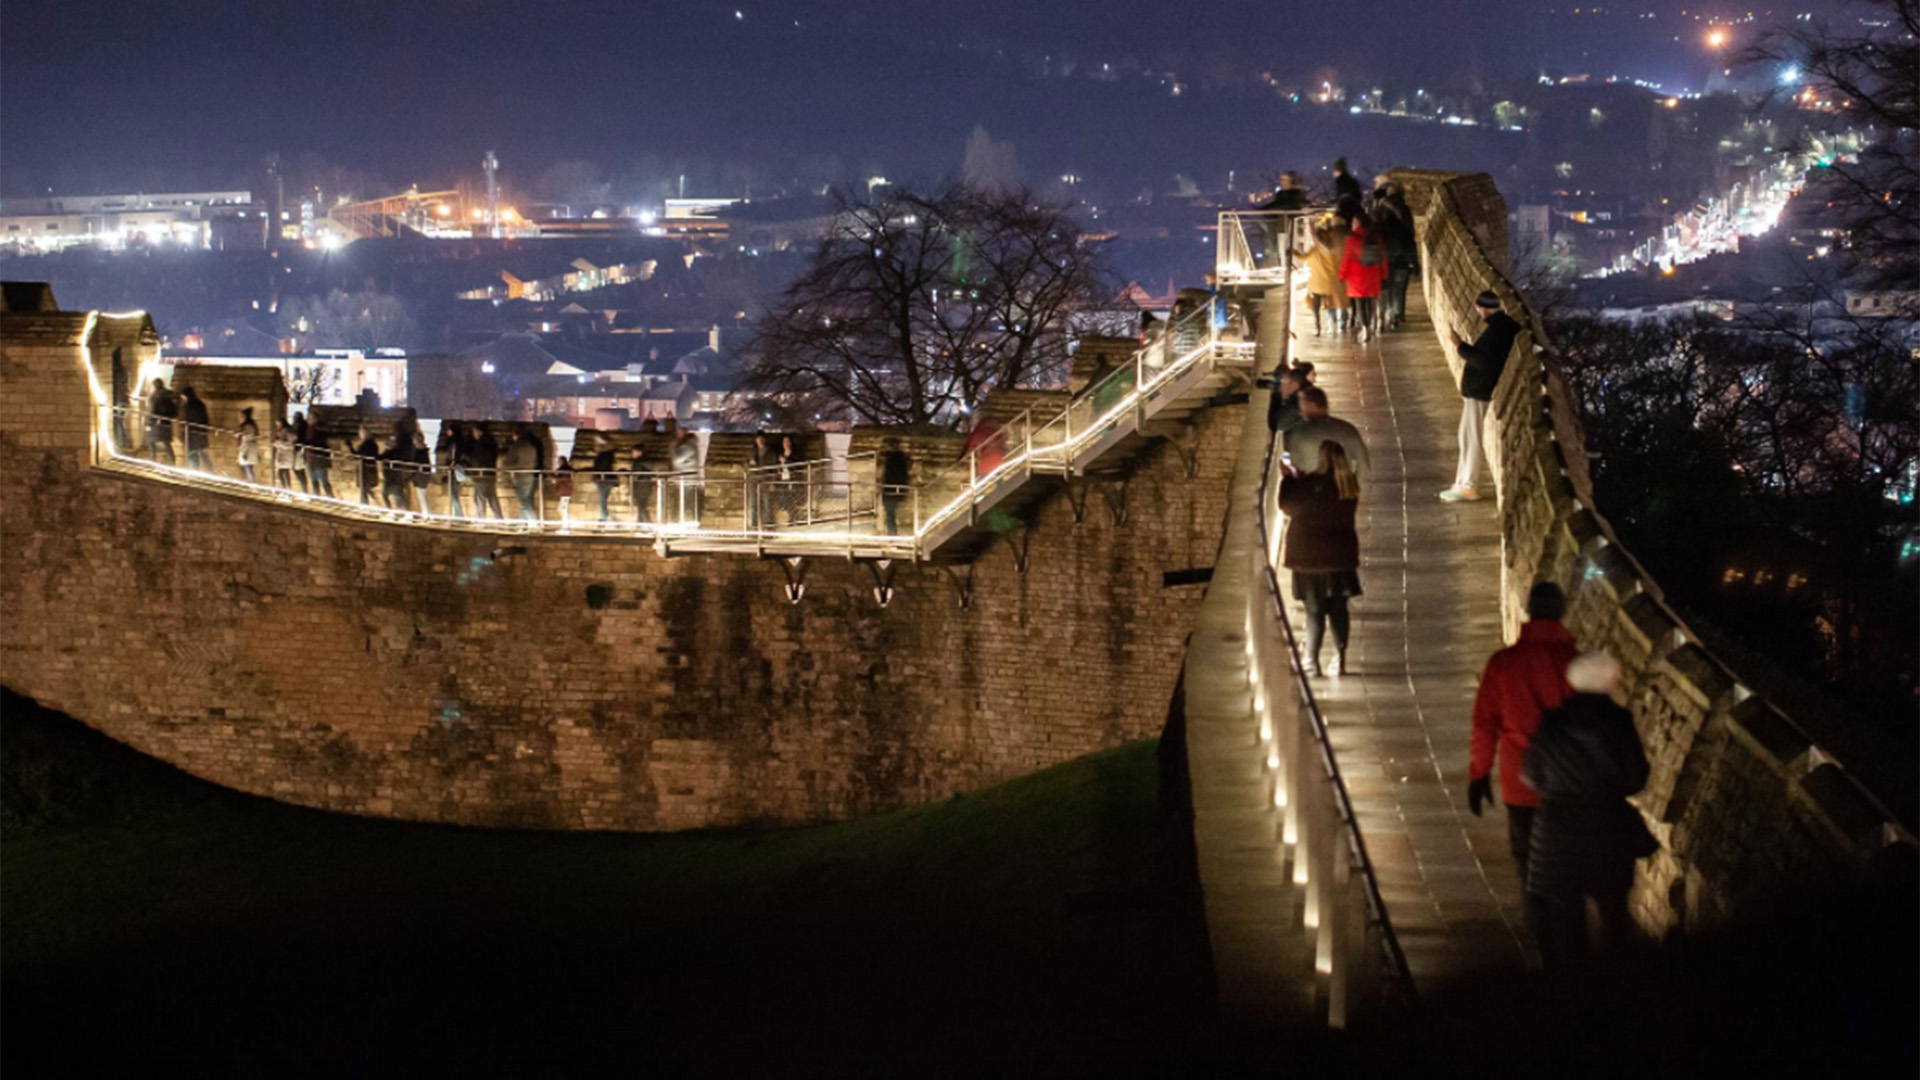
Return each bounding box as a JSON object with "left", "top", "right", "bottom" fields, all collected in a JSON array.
[{"left": 1, "top": 690, "right": 1212, "bottom": 1075}]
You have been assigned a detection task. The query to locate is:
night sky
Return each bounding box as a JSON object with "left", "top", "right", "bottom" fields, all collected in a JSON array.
[{"left": 1, "top": 1, "right": 1844, "bottom": 196}]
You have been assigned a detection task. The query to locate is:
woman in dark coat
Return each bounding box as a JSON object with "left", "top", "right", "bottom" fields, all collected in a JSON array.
[
  {"left": 1522, "top": 651, "right": 1654, "bottom": 969},
  {"left": 1278, "top": 439, "right": 1362, "bottom": 676}
]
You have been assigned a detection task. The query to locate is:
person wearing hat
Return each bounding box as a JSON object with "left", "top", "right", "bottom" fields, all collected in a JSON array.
[
  {"left": 1441, "top": 290, "right": 1521, "bottom": 502},
  {"left": 1521, "top": 650, "right": 1653, "bottom": 968}
]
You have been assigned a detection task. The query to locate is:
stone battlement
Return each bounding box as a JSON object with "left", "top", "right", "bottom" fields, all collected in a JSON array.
[
  {"left": 1392, "top": 169, "right": 1916, "bottom": 940},
  {"left": 1, "top": 297, "right": 1245, "bottom": 830}
]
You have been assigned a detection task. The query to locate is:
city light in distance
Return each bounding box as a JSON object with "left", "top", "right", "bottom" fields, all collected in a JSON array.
[{"left": 1707, "top": 29, "right": 1727, "bottom": 48}]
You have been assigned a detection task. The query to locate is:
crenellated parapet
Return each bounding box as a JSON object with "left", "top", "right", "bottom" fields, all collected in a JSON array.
[
  {"left": 1392, "top": 169, "right": 1916, "bottom": 940},
  {"left": 1, "top": 286, "right": 1249, "bottom": 831}
]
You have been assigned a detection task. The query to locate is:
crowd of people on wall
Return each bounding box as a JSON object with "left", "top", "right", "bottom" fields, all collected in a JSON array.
[
  {"left": 1259, "top": 189, "right": 1649, "bottom": 970},
  {"left": 128, "top": 386, "right": 929, "bottom": 535}
]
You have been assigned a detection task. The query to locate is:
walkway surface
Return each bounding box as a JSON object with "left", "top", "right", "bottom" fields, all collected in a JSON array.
[
  {"left": 1299, "top": 286, "right": 1532, "bottom": 987},
  {"left": 1185, "top": 282, "right": 1529, "bottom": 1030}
]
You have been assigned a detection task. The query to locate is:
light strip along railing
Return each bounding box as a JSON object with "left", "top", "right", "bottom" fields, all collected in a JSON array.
[
  {"left": 108, "top": 406, "right": 717, "bottom": 533},
  {"left": 89, "top": 301, "right": 1249, "bottom": 556},
  {"left": 1245, "top": 395, "right": 1414, "bottom": 1027},
  {"left": 911, "top": 302, "right": 1248, "bottom": 547}
]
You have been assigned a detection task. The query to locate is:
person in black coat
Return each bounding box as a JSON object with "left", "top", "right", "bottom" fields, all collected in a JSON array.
[
  {"left": 354, "top": 429, "right": 381, "bottom": 505},
  {"left": 1440, "top": 290, "right": 1521, "bottom": 502},
  {"left": 1278, "top": 439, "right": 1363, "bottom": 676},
  {"left": 1521, "top": 651, "right": 1653, "bottom": 970},
  {"left": 1332, "top": 157, "right": 1363, "bottom": 209},
  {"left": 879, "top": 438, "right": 912, "bottom": 535},
  {"left": 147, "top": 379, "right": 179, "bottom": 463},
  {"left": 179, "top": 386, "right": 212, "bottom": 471},
  {"left": 467, "top": 425, "right": 504, "bottom": 518}
]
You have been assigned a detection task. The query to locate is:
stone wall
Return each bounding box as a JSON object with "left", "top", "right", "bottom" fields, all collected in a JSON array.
[
  {"left": 1391, "top": 169, "right": 1915, "bottom": 939},
  {"left": 1, "top": 309, "right": 1241, "bottom": 831}
]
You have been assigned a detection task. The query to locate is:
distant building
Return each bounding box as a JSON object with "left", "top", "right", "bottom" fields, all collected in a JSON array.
[
  {"left": 1, "top": 191, "right": 255, "bottom": 253},
  {"left": 173, "top": 348, "right": 408, "bottom": 408}
]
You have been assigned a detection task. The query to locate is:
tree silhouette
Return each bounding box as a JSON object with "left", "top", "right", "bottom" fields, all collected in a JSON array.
[{"left": 740, "top": 184, "right": 1108, "bottom": 428}]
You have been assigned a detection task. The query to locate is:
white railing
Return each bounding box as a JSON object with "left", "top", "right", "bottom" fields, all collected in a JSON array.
[
  {"left": 1245, "top": 403, "right": 1415, "bottom": 1026},
  {"left": 1216, "top": 209, "right": 1321, "bottom": 289},
  {"left": 90, "top": 295, "right": 1254, "bottom": 557}
]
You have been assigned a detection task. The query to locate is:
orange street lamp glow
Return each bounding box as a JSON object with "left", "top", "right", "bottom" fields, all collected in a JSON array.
[{"left": 1707, "top": 29, "right": 1727, "bottom": 48}]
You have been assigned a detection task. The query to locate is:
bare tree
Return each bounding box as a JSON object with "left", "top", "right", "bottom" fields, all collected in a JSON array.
[
  {"left": 740, "top": 184, "right": 1109, "bottom": 428},
  {"left": 1742, "top": 0, "right": 1919, "bottom": 286},
  {"left": 288, "top": 362, "right": 336, "bottom": 406}
]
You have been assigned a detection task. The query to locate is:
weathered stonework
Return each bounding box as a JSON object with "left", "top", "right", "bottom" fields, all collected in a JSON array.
[
  {"left": 1, "top": 307, "right": 1242, "bottom": 831},
  {"left": 1392, "top": 169, "right": 1915, "bottom": 940}
]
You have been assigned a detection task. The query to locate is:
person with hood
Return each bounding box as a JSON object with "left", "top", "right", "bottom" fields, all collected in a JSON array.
[
  {"left": 1467, "top": 581, "right": 1579, "bottom": 942},
  {"left": 1441, "top": 290, "right": 1522, "bottom": 502},
  {"left": 1522, "top": 651, "right": 1654, "bottom": 969},
  {"left": 1339, "top": 211, "right": 1388, "bottom": 341}
]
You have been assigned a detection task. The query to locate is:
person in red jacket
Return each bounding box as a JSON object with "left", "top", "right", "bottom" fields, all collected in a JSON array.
[
  {"left": 1468, "top": 581, "right": 1578, "bottom": 900},
  {"left": 1339, "top": 212, "right": 1388, "bottom": 341}
]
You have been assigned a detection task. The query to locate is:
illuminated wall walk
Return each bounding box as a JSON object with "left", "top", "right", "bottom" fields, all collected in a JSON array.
[{"left": 0, "top": 302, "right": 1245, "bottom": 830}]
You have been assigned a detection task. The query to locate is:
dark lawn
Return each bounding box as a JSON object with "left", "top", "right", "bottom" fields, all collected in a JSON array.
[{"left": 1, "top": 691, "right": 1216, "bottom": 1075}]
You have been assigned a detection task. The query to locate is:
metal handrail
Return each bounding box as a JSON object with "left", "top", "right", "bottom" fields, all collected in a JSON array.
[
  {"left": 1216, "top": 209, "right": 1323, "bottom": 288},
  {"left": 96, "top": 296, "right": 1255, "bottom": 556},
  {"left": 1250, "top": 395, "right": 1416, "bottom": 1015}
]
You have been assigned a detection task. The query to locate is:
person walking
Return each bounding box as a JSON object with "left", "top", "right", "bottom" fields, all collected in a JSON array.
[
  {"left": 235, "top": 407, "right": 260, "bottom": 483},
  {"left": 1467, "top": 582, "right": 1580, "bottom": 942},
  {"left": 879, "top": 438, "right": 911, "bottom": 535},
  {"left": 179, "top": 386, "right": 213, "bottom": 471},
  {"left": 1340, "top": 212, "right": 1387, "bottom": 341},
  {"left": 409, "top": 429, "right": 433, "bottom": 513},
  {"left": 1373, "top": 198, "right": 1417, "bottom": 330},
  {"left": 1441, "top": 290, "right": 1521, "bottom": 502},
  {"left": 1282, "top": 386, "right": 1371, "bottom": 479},
  {"left": 1522, "top": 651, "right": 1654, "bottom": 970},
  {"left": 1278, "top": 440, "right": 1363, "bottom": 676},
  {"left": 1265, "top": 365, "right": 1311, "bottom": 436},
  {"left": 147, "top": 378, "right": 179, "bottom": 463},
  {"left": 1302, "top": 221, "right": 1347, "bottom": 336}
]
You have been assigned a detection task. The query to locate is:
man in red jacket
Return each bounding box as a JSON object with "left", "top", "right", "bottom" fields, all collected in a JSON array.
[{"left": 1468, "top": 581, "right": 1577, "bottom": 897}]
